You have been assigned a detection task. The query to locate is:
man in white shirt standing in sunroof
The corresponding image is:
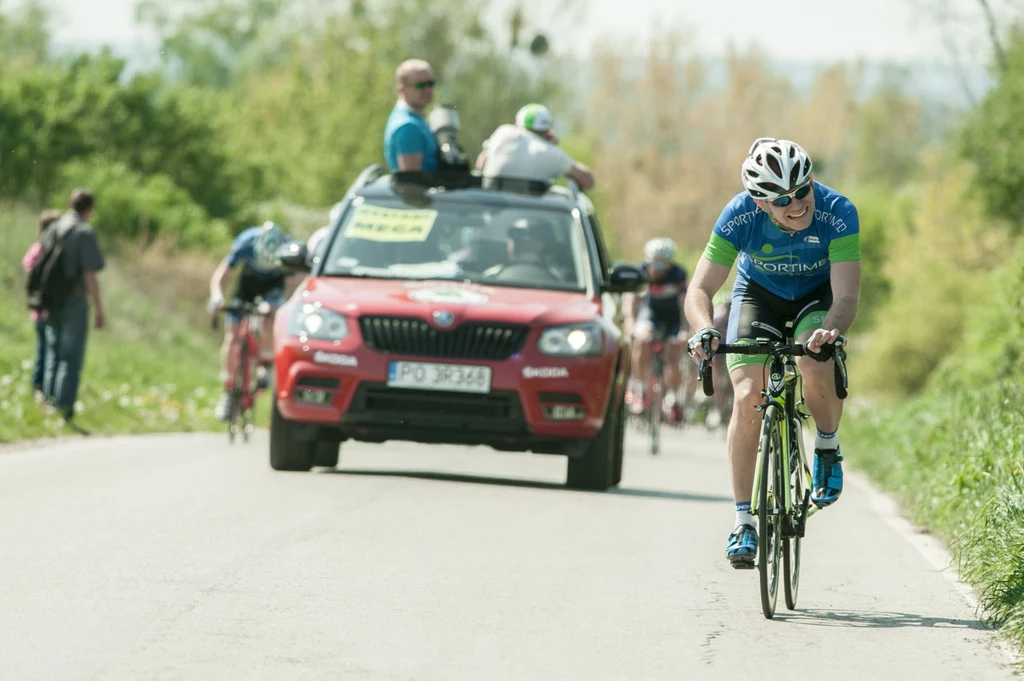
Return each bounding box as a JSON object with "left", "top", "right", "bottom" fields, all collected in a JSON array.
[{"left": 476, "top": 103, "right": 596, "bottom": 190}]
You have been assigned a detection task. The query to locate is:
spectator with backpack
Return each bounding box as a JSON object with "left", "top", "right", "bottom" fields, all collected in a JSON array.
[
  {"left": 22, "top": 209, "right": 63, "bottom": 402},
  {"left": 26, "top": 188, "right": 106, "bottom": 427}
]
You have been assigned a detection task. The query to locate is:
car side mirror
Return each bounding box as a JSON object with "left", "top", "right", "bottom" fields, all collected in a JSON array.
[
  {"left": 603, "top": 262, "right": 645, "bottom": 293},
  {"left": 278, "top": 243, "right": 311, "bottom": 272}
]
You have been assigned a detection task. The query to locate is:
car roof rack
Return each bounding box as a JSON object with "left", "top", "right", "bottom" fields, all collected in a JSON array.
[
  {"left": 390, "top": 169, "right": 482, "bottom": 191},
  {"left": 480, "top": 176, "right": 554, "bottom": 196},
  {"left": 377, "top": 168, "right": 582, "bottom": 208}
]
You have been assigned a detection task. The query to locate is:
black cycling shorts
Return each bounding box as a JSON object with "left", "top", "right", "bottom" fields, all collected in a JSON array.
[
  {"left": 636, "top": 306, "right": 683, "bottom": 339},
  {"left": 724, "top": 279, "right": 832, "bottom": 371}
]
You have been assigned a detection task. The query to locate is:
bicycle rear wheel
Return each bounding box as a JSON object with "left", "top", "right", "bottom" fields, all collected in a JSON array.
[
  {"left": 784, "top": 418, "right": 806, "bottom": 610},
  {"left": 757, "top": 403, "right": 783, "bottom": 619}
]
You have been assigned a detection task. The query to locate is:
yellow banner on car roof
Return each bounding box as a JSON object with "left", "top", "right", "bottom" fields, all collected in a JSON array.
[{"left": 344, "top": 204, "right": 439, "bottom": 242}]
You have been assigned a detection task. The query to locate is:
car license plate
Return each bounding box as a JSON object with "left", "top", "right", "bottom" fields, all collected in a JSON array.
[{"left": 387, "top": 361, "right": 492, "bottom": 393}]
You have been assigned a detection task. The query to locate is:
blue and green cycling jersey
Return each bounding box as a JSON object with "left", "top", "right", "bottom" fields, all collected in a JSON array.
[{"left": 702, "top": 181, "right": 861, "bottom": 300}]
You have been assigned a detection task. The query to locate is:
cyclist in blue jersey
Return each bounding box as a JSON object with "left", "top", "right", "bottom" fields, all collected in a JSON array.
[
  {"left": 684, "top": 137, "right": 861, "bottom": 569},
  {"left": 623, "top": 237, "right": 690, "bottom": 422},
  {"left": 208, "top": 222, "right": 297, "bottom": 421}
]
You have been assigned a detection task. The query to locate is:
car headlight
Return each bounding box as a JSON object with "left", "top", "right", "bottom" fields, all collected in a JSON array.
[
  {"left": 538, "top": 322, "right": 603, "bottom": 356},
  {"left": 288, "top": 302, "right": 349, "bottom": 341}
]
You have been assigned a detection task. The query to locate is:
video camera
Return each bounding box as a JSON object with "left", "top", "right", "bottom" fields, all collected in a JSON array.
[{"left": 428, "top": 104, "right": 470, "bottom": 172}]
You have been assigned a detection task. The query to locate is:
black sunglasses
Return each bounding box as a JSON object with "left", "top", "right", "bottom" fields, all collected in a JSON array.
[
  {"left": 771, "top": 183, "right": 812, "bottom": 207},
  {"left": 411, "top": 79, "right": 436, "bottom": 90}
]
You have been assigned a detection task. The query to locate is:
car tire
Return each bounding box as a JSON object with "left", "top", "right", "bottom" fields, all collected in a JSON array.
[
  {"left": 313, "top": 440, "right": 341, "bottom": 469},
  {"left": 269, "top": 398, "right": 313, "bottom": 472},
  {"left": 610, "top": 398, "right": 626, "bottom": 487},
  {"left": 566, "top": 396, "right": 620, "bottom": 491}
]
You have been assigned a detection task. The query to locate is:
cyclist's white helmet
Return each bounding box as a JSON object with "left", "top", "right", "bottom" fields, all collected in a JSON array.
[
  {"left": 644, "top": 237, "right": 677, "bottom": 263},
  {"left": 741, "top": 137, "right": 813, "bottom": 201},
  {"left": 254, "top": 221, "right": 288, "bottom": 270}
]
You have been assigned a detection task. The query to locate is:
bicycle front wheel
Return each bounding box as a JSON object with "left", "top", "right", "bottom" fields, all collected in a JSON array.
[
  {"left": 648, "top": 377, "right": 662, "bottom": 455},
  {"left": 756, "top": 403, "right": 784, "bottom": 619},
  {"left": 784, "top": 418, "right": 806, "bottom": 610},
  {"left": 228, "top": 343, "right": 247, "bottom": 444}
]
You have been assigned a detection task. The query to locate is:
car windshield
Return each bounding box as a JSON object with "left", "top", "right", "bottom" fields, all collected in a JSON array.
[{"left": 320, "top": 195, "right": 591, "bottom": 292}]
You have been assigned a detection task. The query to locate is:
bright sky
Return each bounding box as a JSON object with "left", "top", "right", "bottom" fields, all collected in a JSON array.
[{"left": 42, "top": 0, "right": 1001, "bottom": 65}]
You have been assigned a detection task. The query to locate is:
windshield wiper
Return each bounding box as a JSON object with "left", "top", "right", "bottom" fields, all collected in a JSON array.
[{"left": 320, "top": 271, "right": 398, "bottom": 279}]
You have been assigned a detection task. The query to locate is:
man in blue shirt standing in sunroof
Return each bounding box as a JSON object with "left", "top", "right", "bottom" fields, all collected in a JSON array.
[{"left": 384, "top": 58, "right": 439, "bottom": 172}]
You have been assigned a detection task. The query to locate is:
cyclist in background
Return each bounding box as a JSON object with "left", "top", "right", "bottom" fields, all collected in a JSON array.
[
  {"left": 623, "top": 237, "right": 689, "bottom": 423},
  {"left": 684, "top": 137, "right": 861, "bottom": 569},
  {"left": 208, "top": 221, "right": 296, "bottom": 421}
]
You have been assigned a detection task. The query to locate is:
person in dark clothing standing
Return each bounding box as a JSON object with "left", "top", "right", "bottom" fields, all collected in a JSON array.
[{"left": 43, "top": 188, "right": 106, "bottom": 426}]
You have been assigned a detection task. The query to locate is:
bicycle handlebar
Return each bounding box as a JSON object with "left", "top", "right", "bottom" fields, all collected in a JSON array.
[
  {"left": 692, "top": 336, "right": 849, "bottom": 401},
  {"left": 210, "top": 299, "right": 274, "bottom": 331}
]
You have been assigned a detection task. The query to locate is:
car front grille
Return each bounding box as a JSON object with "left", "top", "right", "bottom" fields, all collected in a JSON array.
[
  {"left": 358, "top": 316, "right": 529, "bottom": 360},
  {"left": 351, "top": 385, "right": 524, "bottom": 423}
]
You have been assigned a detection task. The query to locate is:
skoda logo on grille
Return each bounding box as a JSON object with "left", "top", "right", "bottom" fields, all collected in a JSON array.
[{"left": 432, "top": 310, "right": 455, "bottom": 327}]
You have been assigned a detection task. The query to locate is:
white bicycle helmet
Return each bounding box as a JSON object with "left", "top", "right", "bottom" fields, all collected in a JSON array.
[
  {"left": 741, "top": 137, "right": 813, "bottom": 201},
  {"left": 253, "top": 221, "right": 288, "bottom": 270},
  {"left": 644, "top": 237, "right": 677, "bottom": 263}
]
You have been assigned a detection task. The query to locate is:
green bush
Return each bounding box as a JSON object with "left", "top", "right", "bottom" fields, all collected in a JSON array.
[
  {"left": 0, "top": 51, "right": 258, "bottom": 220},
  {"left": 932, "top": 240, "right": 1024, "bottom": 388},
  {"left": 841, "top": 182, "right": 906, "bottom": 329},
  {"left": 49, "top": 158, "right": 233, "bottom": 252},
  {"left": 852, "top": 151, "right": 1011, "bottom": 397}
]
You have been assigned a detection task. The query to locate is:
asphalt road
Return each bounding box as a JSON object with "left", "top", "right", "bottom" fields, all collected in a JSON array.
[{"left": 1, "top": 425, "right": 1018, "bottom": 680}]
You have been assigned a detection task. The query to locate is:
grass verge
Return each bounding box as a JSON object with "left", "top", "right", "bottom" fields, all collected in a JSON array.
[
  {"left": 0, "top": 201, "right": 274, "bottom": 443},
  {"left": 845, "top": 242, "right": 1024, "bottom": 664}
]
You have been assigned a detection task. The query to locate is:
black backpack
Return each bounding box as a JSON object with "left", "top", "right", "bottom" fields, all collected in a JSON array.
[{"left": 26, "top": 219, "right": 75, "bottom": 315}]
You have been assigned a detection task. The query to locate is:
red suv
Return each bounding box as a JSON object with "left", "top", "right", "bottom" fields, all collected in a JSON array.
[{"left": 270, "top": 168, "right": 645, "bottom": 490}]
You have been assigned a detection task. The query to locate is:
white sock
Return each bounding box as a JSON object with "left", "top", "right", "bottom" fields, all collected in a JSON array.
[
  {"left": 735, "top": 510, "right": 757, "bottom": 530},
  {"left": 815, "top": 427, "right": 839, "bottom": 451},
  {"left": 734, "top": 502, "right": 756, "bottom": 530}
]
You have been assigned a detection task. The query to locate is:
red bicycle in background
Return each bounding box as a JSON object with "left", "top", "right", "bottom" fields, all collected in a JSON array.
[
  {"left": 212, "top": 297, "right": 274, "bottom": 443},
  {"left": 629, "top": 331, "right": 685, "bottom": 455}
]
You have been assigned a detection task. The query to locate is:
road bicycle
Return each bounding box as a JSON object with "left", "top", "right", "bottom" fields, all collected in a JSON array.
[
  {"left": 212, "top": 297, "right": 275, "bottom": 444},
  {"left": 692, "top": 324, "right": 849, "bottom": 619},
  {"left": 631, "top": 332, "right": 685, "bottom": 455}
]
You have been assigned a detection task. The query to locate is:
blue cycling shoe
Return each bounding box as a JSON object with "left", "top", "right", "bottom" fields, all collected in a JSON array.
[
  {"left": 725, "top": 524, "right": 757, "bottom": 569},
  {"left": 811, "top": 447, "right": 844, "bottom": 508}
]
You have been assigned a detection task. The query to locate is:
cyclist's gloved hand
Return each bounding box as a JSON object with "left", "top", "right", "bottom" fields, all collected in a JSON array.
[
  {"left": 805, "top": 328, "right": 845, "bottom": 362},
  {"left": 207, "top": 292, "right": 224, "bottom": 316},
  {"left": 687, "top": 326, "right": 720, "bottom": 361}
]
